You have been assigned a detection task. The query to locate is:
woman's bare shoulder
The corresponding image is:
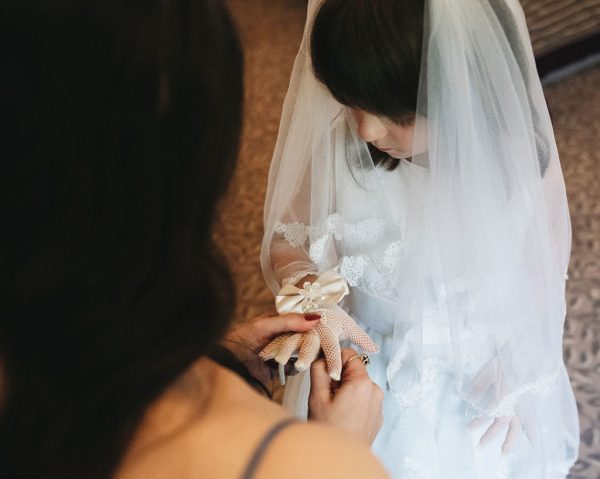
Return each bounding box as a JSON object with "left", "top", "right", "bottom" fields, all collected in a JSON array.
[
  {"left": 255, "top": 421, "right": 390, "bottom": 479},
  {"left": 115, "top": 360, "right": 289, "bottom": 479},
  {"left": 117, "top": 360, "right": 388, "bottom": 479}
]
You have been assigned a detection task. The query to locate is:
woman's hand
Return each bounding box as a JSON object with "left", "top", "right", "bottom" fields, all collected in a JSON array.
[
  {"left": 221, "top": 312, "right": 320, "bottom": 385},
  {"left": 308, "top": 348, "right": 384, "bottom": 445}
]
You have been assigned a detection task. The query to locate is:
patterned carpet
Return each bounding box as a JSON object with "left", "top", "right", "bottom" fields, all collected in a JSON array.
[
  {"left": 218, "top": 1, "right": 600, "bottom": 477},
  {"left": 548, "top": 70, "right": 600, "bottom": 478}
]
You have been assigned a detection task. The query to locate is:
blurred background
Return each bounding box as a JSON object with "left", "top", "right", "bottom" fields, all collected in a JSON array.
[{"left": 217, "top": 1, "right": 600, "bottom": 477}]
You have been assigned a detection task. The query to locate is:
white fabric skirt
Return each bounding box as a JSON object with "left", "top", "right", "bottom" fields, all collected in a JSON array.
[{"left": 282, "top": 292, "right": 579, "bottom": 478}]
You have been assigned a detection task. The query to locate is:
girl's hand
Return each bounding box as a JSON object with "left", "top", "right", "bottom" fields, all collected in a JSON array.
[
  {"left": 470, "top": 414, "right": 523, "bottom": 455},
  {"left": 221, "top": 312, "right": 320, "bottom": 385},
  {"left": 467, "top": 357, "right": 530, "bottom": 455},
  {"left": 259, "top": 303, "right": 379, "bottom": 381}
]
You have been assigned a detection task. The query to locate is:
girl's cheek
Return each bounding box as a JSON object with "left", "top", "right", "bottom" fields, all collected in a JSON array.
[{"left": 392, "top": 127, "right": 414, "bottom": 151}]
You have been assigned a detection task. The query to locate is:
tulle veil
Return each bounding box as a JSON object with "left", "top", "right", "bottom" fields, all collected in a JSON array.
[{"left": 261, "top": 0, "right": 575, "bottom": 439}]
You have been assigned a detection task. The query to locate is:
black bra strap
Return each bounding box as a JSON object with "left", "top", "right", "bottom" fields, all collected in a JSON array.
[{"left": 241, "top": 417, "right": 297, "bottom": 479}]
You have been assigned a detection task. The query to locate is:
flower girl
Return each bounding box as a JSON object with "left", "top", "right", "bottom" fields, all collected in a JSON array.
[{"left": 260, "top": 0, "right": 580, "bottom": 476}]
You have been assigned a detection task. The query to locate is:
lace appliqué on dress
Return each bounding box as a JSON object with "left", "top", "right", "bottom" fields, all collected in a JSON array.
[
  {"left": 339, "top": 255, "right": 365, "bottom": 287},
  {"left": 274, "top": 221, "right": 308, "bottom": 248},
  {"left": 482, "top": 371, "right": 560, "bottom": 418},
  {"left": 387, "top": 356, "right": 453, "bottom": 413},
  {"left": 282, "top": 270, "right": 311, "bottom": 286},
  {"left": 387, "top": 336, "right": 560, "bottom": 418},
  {"left": 327, "top": 213, "right": 385, "bottom": 246},
  {"left": 275, "top": 216, "right": 406, "bottom": 289},
  {"left": 275, "top": 215, "right": 393, "bottom": 256},
  {"left": 337, "top": 240, "right": 407, "bottom": 289},
  {"left": 309, "top": 234, "right": 329, "bottom": 264}
]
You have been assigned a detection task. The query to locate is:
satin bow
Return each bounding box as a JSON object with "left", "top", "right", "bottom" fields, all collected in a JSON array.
[{"left": 275, "top": 269, "right": 349, "bottom": 314}]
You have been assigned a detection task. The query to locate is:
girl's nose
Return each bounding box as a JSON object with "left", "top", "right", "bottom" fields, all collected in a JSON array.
[{"left": 353, "top": 110, "right": 387, "bottom": 143}]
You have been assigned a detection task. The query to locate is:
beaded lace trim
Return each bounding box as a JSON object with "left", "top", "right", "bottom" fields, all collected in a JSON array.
[{"left": 274, "top": 214, "right": 389, "bottom": 253}]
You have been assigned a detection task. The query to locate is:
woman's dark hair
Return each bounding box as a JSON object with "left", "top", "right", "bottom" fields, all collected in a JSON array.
[
  {"left": 0, "top": 0, "right": 243, "bottom": 478},
  {"left": 311, "top": 0, "right": 425, "bottom": 170}
]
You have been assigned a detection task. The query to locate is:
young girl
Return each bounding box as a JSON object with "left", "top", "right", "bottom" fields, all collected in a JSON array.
[{"left": 260, "top": 0, "right": 580, "bottom": 477}]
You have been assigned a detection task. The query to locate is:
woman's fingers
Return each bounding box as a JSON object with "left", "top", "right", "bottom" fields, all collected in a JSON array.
[
  {"left": 340, "top": 348, "right": 371, "bottom": 380},
  {"left": 254, "top": 310, "right": 278, "bottom": 319},
  {"left": 254, "top": 313, "right": 320, "bottom": 339},
  {"left": 318, "top": 324, "right": 342, "bottom": 381},
  {"left": 295, "top": 329, "right": 321, "bottom": 371},
  {"left": 274, "top": 332, "right": 304, "bottom": 365}
]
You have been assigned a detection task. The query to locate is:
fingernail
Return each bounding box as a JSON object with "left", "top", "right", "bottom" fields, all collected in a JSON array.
[{"left": 304, "top": 314, "right": 321, "bottom": 321}]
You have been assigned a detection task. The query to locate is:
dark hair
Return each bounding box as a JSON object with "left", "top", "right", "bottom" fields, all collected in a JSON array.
[
  {"left": 0, "top": 0, "right": 243, "bottom": 478},
  {"left": 311, "top": 0, "right": 424, "bottom": 170}
]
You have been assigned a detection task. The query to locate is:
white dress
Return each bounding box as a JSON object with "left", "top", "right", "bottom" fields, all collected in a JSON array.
[{"left": 280, "top": 159, "right": 579, "bottom": 479}]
